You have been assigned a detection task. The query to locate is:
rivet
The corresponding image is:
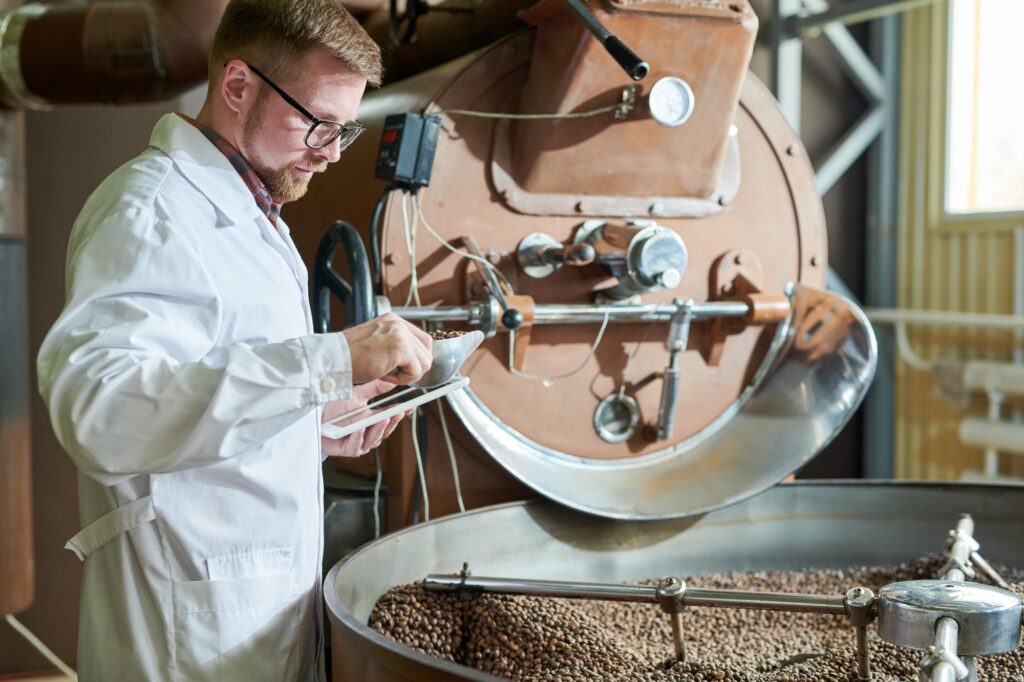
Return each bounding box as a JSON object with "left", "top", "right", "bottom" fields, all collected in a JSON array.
[{"left": 786, "top": 143, "right": 799, "bottom": 157}]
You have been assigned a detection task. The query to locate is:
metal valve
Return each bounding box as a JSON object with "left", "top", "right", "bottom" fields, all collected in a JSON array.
[{"left": 517, "top": 233, "right": 596, "bottom": 279}]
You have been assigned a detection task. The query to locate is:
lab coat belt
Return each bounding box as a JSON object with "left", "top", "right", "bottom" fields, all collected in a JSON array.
[{"left": 65, "top": 495, "right": 156, "bottom": 561}]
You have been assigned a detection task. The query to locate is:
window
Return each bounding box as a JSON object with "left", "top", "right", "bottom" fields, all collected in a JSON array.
[{"left": 945, "top": 0, "right": 1024, "bottom": 215}]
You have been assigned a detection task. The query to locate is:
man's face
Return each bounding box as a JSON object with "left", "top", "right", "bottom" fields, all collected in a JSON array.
[{"left": 238, "top": 49, "right": 367, "bottom": 204}]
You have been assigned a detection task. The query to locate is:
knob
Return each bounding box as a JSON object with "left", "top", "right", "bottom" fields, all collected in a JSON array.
[{"left": 502, "top": 308, "right": 524, "bottom": 330}]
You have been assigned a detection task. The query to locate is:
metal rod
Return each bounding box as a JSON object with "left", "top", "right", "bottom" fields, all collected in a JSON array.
[
  {"left": 942, "top": 515, "right": 975, "bottom": 582},
  {"left": 969, "top": 551, "right": 1011, "bottom": 591},
  {"left": 393, "top": 300, "right": 755, "bottom": 325},
  {"left": 685, "top": 588, "right": 847, "bottom": 614},
  {"left": 794, "top": 0, "right": 945, "bottom": 33},
  {"left": 669, "top": 611, "right": 686, "bottom": 662},
  {"left": 855, "top": 625, "right": 871, "bottom": 680},
  {"left": 394, "top": 306, "right": 472, "bottom": 322},
  {"left": 424, "top": 574, "right": 848, "bottom": 614},
  {"left": 425, "top": 575, "right": 658, "bottom": 602},
  {"left": 927, "top": 617, "right": 970, "bottom": 682},
  {"left": 561, "top": 0, "right": 649, "bottom": 80}
]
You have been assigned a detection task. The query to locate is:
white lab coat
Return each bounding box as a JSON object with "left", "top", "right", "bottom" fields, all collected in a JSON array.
[{"left": 37, "top": 113, "right": 352, "bottom": 681}]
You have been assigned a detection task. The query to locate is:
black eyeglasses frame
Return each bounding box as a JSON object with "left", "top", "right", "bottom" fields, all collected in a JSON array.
[{"left": 243, "top": 62, "right": 365, "bottom": 151}]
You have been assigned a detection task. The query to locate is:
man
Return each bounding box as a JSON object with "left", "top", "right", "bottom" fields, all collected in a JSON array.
[{"left": 36, "top": 1, "right": 431, "bottom": 679}]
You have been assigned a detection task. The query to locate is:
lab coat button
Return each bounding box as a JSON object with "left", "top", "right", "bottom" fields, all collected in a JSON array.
[{"left": 320, "top": 378, "right": 336, "bottom": 393}]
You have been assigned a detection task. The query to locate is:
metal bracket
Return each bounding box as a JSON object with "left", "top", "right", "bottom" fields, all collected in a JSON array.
[{"left": 919, "top": 644, "right": 970, "bottom": 681}]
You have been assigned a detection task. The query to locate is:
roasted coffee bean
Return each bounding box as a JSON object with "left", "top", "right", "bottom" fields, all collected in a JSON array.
[
  {"left": 430, "top": 329, "right": 467, "bottom": 340},
  {"left": 368, "top": 555, "right": 1024, "bottom": 681}
]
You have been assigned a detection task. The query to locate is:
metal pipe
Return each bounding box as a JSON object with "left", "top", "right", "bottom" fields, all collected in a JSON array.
[
  {"left": 941, "top": 515, "right": 974, "bottom": 583},
  {"left": 794, "top": 0, "right": 945, "bottom": 33},
  {"left": 669, "top": 612, "right": 685, "bottom": 662},
  {"left": 685, "top": 588, "right": 847, "bottom": 614},
  {"left": 424, "top": 574, "right": 658, "bottom": 603},
  {"left": 865, "top": 308, "right": 1024, "bottom": 330},
  {"left": 855, "top": 625, "right": 871, "bottom": 680},
  {"left": 393, "top": 300, "right": 754, "bottom": 325},
  {"left": 424, "top": 574, "right": 849, "bottom": 614},
  {"left": 959, "top": 418, "right": 1024, "bottom": 457},
  {"left": 927, "top": 617, "right": 969, "bottom": 682}
]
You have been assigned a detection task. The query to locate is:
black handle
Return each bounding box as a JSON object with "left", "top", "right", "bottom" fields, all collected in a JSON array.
[
  {"left": 604, "top": 35, "right": 649, "bottom": 82},
  {"left": 562, "top": 0, "right": 649, "bottom": 82},
  {"left": 312, "top": 221, "right": 377, "bottom": 333}
]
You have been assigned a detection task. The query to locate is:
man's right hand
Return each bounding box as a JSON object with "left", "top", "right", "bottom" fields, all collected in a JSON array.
[{"left": 342, "top": 313, "right": 433, "bottom": 385}]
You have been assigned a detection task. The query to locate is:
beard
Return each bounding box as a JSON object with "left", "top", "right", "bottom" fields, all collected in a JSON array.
[{"left": 240, "top": 95, "right": 324, "bottom": 204}]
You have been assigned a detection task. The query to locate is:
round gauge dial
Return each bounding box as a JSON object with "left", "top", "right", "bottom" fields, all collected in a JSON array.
[{"left": 648, "top": 77, "right": 696, "bottom": 127}]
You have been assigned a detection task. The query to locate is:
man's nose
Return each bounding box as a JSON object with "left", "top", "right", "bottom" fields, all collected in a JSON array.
[{"left": 319, "top": 134, "right": 343, "bottom": 164}]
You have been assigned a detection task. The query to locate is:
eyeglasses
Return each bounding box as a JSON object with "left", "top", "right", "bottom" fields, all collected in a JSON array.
[{"left": 245, "top": 62, "right": 365, "bottom": 151}]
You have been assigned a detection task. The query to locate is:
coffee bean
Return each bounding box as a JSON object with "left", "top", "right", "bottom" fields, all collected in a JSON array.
[
  {"left": 430, "top": 329, "right": 467, "bottom": 340},
  {"left": 368, "top": 555, "right": 1024, "bottom": 681}
]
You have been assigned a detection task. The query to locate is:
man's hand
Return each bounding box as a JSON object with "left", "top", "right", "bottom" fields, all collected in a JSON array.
[
  {"left": 321, "top": 379, "right": 410, "bottom": 458},
  {"left": 342, "top": 313, "right": 433, "bottom": 386}
]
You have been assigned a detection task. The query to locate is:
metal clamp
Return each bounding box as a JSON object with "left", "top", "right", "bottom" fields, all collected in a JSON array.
[
  {"left": 920, "top": 644, "right": 970, "bottom": 681},
  {"left": 655, "top": 577, "right": 687, "bottom": 662},
  {"left": 947, "top": 529, "right": 980, "bottom": 554},
  {"left": 844, "top": 586, "right": 876, "bottom": 681}
]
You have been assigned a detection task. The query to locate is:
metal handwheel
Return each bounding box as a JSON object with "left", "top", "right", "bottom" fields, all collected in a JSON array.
[{"left": 312, "top": 220, "right": 377, "bottom": 332}]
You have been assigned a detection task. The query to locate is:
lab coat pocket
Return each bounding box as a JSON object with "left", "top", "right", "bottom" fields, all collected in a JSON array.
[{"left": 171, "top": 567, "right": 305, "bottom": 681}]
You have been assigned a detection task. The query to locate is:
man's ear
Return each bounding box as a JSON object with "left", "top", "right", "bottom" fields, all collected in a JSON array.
[{"left": 220, "top": 60, "right": 250, "bottom": 115}]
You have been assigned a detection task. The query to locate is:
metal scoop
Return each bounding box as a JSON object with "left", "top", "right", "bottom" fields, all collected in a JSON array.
[
  {"left": 386, "top": 330, "right": 484, "bottom": 388},
  {"left": 414, "top": 330, "right": 485, "bottom": 388}
]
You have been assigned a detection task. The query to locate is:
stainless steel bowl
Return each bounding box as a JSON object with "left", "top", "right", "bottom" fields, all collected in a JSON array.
[{"left": 325, "top": 481, "right": 1024, "bottom": 681}]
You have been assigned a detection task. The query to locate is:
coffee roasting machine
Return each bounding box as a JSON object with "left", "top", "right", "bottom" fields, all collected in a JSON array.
[{"left": 280, "top": 1, "right": 1024, "bottom": 680}]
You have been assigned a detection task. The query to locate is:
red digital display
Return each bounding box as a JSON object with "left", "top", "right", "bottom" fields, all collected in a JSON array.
[{"left": 383, "top": 130, "right": 398, "bottom": 144}]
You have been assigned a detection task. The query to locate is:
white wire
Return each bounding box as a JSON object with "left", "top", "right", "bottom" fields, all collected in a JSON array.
[
  {"left": 410, "top": 408, "right": 430, "bottom": 522},
  {"left": 508, "top": 313, "right": 611, "bottom": 384},
  {"left": 426, "top": 104, "right": 621, "bottom": 120},
  {"left": 5, "top": 614, "right": 78, "bottom": 680},
  {"left": 436, "top": 400, "right": 466, "bottom": 513},
  {"left": 413, "top": 194, "right": 513, "bottom": 292},
  {"left": 618, "top": 323, "right": 656, "bottom": 392},
  {"left": 400, "top": 191, "right": 422, "bottom": 307},
  {"left": 371, "top": 447, "right": 382, "bottom": 538}
]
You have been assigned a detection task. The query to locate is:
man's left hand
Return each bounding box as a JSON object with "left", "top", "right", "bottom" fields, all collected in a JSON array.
[{"left": 321, "top": 380, "right": 408, "bottom": 458}]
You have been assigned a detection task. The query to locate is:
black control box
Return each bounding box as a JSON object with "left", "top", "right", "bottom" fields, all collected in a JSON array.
[{"left": 374, "top": 113, "right": 441, "bottom": 188}]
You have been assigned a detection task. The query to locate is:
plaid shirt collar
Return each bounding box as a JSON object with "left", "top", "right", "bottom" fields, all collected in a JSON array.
[{"left": 180, "top": 114, "right": 282, "bottom": 226}]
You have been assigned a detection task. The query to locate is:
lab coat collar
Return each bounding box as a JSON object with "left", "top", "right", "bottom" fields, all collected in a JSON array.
[{"left": 149, "top": 113, "right": 266, "bottom": 227}]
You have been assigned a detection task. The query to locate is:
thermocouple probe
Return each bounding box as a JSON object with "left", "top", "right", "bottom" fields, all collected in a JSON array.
[{"left": 562, "top": 0, "right": 650, "bottom": 81}]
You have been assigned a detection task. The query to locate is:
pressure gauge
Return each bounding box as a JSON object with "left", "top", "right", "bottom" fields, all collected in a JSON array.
[{"left": 647, "top": 77, "right": 696, "bottom": 127}]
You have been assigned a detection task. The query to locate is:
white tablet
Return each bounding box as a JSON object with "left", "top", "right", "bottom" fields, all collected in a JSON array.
[{"left": 320, "top": 376, "right": 471, "bottom": 440}]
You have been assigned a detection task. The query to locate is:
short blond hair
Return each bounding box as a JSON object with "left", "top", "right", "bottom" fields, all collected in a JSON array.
[{"left": 211, "top": 0, "right": 383, "bottom": 87}]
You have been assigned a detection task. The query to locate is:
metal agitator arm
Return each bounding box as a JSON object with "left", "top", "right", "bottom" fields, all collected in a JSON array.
[{"left": 424, "top": 515, "right": 1022, "bottom": 681}]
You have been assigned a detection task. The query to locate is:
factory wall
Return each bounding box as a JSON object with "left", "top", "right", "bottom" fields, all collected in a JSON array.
[{"left": 895, "top": 6, "right": 1024, "bottom": 481}]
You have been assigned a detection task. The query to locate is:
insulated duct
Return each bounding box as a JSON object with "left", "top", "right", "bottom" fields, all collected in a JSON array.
[{"left": 0, "top": 0, "right": 228, "bottom": 109}]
